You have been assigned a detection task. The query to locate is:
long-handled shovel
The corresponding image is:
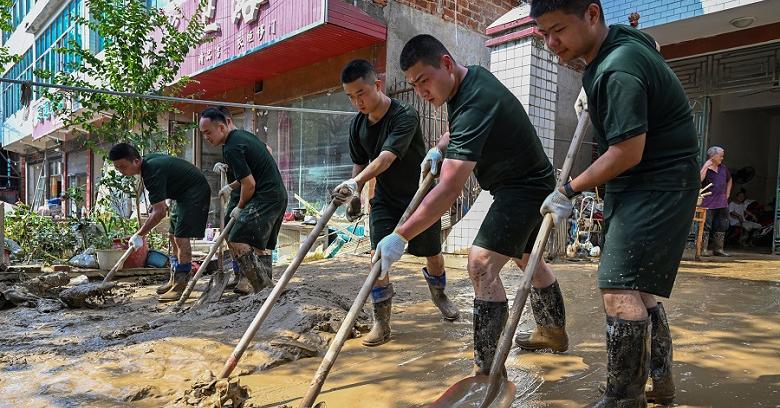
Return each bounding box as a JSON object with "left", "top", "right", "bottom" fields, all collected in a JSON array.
[
  {"left": 429, "top": 111, "right": 591, "bottom": 408},
  {"left": 197, "top": 170, "right": 232, "bottom": 306},
  {"left": 217, "top": 197, "right": 342, "bottom": 378},
  {"left": 298, "top": 172, "right": 437, "bottom": 408},
  {"left": 172, "top": 216, "right": 236, "bottom": 311}
]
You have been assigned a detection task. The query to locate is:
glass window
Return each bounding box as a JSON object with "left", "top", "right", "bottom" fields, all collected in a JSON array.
[
  {"left": 270, "top": 91, "right": 354, "bottom": 211},
  {"left": 1, "top": 47, "right": 34, "bottom": 122}
]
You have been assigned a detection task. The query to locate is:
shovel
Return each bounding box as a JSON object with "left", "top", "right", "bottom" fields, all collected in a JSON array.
[
  {"left": 298, "top": 172, "right": 437, "bottom": 408},
  {"left": 217, "top": 197, "right": 341, "bottom": 379},
  {"left": 171, "top": 216, "right": 236, "bottom": 311},
  {"left": 430, "top": 111, "right": 591, "bottom": 408},
  {"left": 197, "top": 170, "right": 232, "bottom": 306}
]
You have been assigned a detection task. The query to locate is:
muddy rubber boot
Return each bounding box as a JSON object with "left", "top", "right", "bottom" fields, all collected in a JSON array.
[
  {"left": 256, "top": 254, "right": 274, "bottom": 289},
  {"left": 156, "top": 257, "right": 178, "bottom": 294},
  {"left": 700, "top": 233, "right": 711, "bottom": 257},
  {"left": 362, "top": 283, "right": 394, "bottom": 347},
  {"left": 225, "top": 260, "right": 240, "bottom": 290},
  {"left": 588, "top": 316, "right": 649, "bottom": 408},
  {"left": 473, "top": 299, "right": 509, "bottom": 376},
  {"left": 233, "top": 252, "right": 270, "bottom": 294},
  {"left": 422, "top": 268, "right": 459, "bottom": 321},
  {"left": 646, "top": 303, "right": 675, "bottom": 405},
  {"left": 514, "top": 280, "right": 569, "bottom": 352},
  {"left": 156, "top": 269, "right": 175, "bottom": 295},
  {"left": 712, "top": 232, "right": 730, "bottom": 257},
  {"left": 158, "top": 265, "right": 191, "bottom": 302}
]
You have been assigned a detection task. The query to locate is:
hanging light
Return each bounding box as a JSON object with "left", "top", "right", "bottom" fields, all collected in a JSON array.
[{"left": 729, "top": 16, "right": 756, "bottom": 29}]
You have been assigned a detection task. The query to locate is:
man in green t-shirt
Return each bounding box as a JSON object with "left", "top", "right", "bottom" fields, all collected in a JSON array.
[
  {"left": 199, "top": 107, "right": 287, "bottom": 295},
  {"left": 373, "top": 34, "right": 569, "bottom": 376},
  {"left": 533, "top": 1, "right": 699, "bottom": 406},
  {"left": 108, "top": 143, "right": 211, "bottom": 302},
  {"left": 330, "top": 59, "right": 460, "bottom": 348}
]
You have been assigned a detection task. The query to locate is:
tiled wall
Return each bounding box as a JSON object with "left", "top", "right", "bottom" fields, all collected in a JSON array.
[
  {"left": 489, "top": 37, "right": 556, "bottom": 160},
  {"left": 602, "top": 0, "right": 764, "bottom": 28},
  {"left": 444, "top": 35, "right": 558, "bottom": 253}
]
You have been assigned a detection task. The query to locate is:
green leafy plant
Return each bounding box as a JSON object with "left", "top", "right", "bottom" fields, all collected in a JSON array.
[
  {"left": 5, "top": 204, "right": 78, "bottom": 262},
  {"left": 37, "top": 0, "right": 208, "bottom": 155},
  {"left": 62, "top": 185, "right": 86, "bottom": 217}
]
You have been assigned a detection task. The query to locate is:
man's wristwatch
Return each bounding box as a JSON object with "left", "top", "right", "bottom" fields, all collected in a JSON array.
[{"left": 562, "top": 182, "right": 578, "bottom": 199}]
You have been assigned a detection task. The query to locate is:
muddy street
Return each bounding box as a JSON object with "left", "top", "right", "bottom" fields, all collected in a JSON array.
[{"left": 0, "top": 253, "right": 778, "bottom": 407}]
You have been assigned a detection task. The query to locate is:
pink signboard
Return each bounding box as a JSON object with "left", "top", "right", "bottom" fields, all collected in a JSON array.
[
  {"left": 32, "top": 99, "right": 60, "bottom": 140},
  {"left": 175, "top": 0, "right": 326, "bottom": 79}
]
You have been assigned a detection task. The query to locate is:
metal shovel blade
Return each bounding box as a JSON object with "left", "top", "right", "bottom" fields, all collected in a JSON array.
[{"left": 429, "top": 375, "right": 516, "bottom": 408}]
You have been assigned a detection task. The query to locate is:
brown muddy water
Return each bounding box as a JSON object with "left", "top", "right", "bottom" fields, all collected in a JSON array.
[{"left": 0, "top": 253, "right": 778, "bottom": 407}]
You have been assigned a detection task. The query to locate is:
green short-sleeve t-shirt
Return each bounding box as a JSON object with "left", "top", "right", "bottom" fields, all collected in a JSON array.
[
  {"left": 446, "top": 65, "right": 555, "bottom": 193},
  {"left": 141, "top": 153, "right": 210, "bottom": 204},
  {"left": 349, "top": 98, "right": 426, "bottom": 209},
  {"left": 583, "top": 25, "right": 700, "bottom": 192},
  {"left": 222, "top": 129, "right": 287, "bottom": 202}
]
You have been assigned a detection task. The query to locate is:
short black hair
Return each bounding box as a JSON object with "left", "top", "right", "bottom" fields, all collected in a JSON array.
[
  {"left": 530, "top": 0, "right": 605, "bottom": 21},
  {"left": 200, "top": 107, "right": 228, "bottom": 124},
  {"left": 341, "top": 59, "right": 377, "bottom": 84},
  {"left": 216, "top": 106, "right": 232, "bottom": 118},
  {"left": 400, "top": 34, "right": 454, "bottom": 71},
  {"left": 108, "top": 143, "right": 141, "bottom": 161}
]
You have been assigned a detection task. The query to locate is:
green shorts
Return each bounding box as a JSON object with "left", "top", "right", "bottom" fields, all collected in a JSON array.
[
  {"left": 598, "top": 189, "right": 698, "bottom": 298},
  {"left": 225, "top": 196, "right": 287, "bottom": 250},
  {"left": 473, "top": 186, "right": 548, "bottom": 259},
  {"left": 370, "top": 200, "right": 442, "bottom": 257},
  {"left": 169, "top": 188, "right": 211, "bottom": 238}
]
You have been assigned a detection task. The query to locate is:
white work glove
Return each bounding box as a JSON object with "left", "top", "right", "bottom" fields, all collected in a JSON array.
[
  {"left": 574, "top": 88, "right": 588, "bottom": 115},
  {"left": 218, "top": 184, "right": 234, "bottom": 200},
  {"left": 372, "top": 232, "right": 407, "bottom": 281},
  {"left": 540, "top": 189, "right": 574, "bottom": 226},
  {"left": 230, "top": 206, "right": 243, "bottom": 220},
  {"left": 331, "top": 178, "right": 358, "bottom": 205},
  {"left": 420, "top": 147, "right": 443, "bottom": 183},
  {"left": 129, "top": 233, "right": 144, "bottom": 250},
  {"left": 213, "top": 162, "right": 229, "bottom": 174}
]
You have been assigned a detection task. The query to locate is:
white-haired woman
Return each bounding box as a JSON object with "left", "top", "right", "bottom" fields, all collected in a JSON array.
[{"left": 700, "top": 146, "right": 732, "bottom": 256}]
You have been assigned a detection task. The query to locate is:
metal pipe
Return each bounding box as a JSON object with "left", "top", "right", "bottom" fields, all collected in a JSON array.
[{"left": 0, "top": 78, "right": 355, "bottom": 116}]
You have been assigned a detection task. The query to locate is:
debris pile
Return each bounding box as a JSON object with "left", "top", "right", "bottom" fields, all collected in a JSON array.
[{"left": 166, "top": 370, "right": 250, "bottom": 408}]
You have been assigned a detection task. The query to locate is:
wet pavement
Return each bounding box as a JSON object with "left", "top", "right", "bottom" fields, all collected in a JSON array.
[{"left": 0, "top": 252, "right": 778, "bottom": 407}]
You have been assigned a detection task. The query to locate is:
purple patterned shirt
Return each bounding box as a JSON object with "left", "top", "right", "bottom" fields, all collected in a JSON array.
[{"left": 701, "top": 164, "right": 730, "bottom": 209}]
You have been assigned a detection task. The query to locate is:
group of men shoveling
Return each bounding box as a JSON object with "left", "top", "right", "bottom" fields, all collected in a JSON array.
[{"left": 110, "top": 1, "right": 699, "bottom": 405}]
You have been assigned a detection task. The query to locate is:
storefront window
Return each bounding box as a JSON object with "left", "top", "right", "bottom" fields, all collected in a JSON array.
[{"left": 268, "top": 91, "right": 354, "bottom": 211}]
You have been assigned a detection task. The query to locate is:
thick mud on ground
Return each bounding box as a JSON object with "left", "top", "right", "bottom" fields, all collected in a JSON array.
[{"left": 0, "top": 252, "right": 778, "bottom": 407}]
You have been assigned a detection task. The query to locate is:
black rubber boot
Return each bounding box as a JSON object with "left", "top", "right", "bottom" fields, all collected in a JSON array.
[
  {"left": 158, "top": 271, "right": 189, "bottom": 302},
  {"left": 233, "top": 252, "right": 272, "bottom": 295},
  {"left": 589, "top": 316, "right": 649, "bottom": 408},
  {"left": 233, "top": 253, "right": 256, "bottom": 295},
  {"left": 712, "top": 232, "right": 730, "bottom": 257},
  {"left": 422, "top": 268, "right": 459, "bottom": 321},
  {"left": 514, "top": 280, "right": 569, "bottom": 352},
  {"left": 257, "top": 254, "right": 274, "bottom": 288},
  {"left": 225, "top": 259, "right": 240, "bottom": 290},
  {"left": 473, "top": 299, "right": 508, "bottom": 376},
  {"left": 646, "top": 303, "right": 675, "bottom": 405},
  {"left": 362, "top": 283, "right": 394, "bottom": 347}
]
